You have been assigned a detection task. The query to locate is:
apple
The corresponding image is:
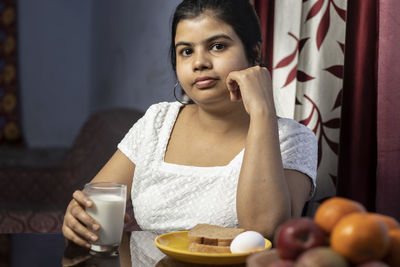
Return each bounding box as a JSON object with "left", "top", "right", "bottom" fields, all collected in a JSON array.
[
  {"left": 274, "top": 218, "right": 326, "bottom": 260},
  {"left": 295, "top": 247, "right": 349, "bottom": 267}
]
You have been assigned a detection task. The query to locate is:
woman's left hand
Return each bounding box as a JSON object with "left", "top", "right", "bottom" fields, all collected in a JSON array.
[{"left": 226, "top": 66, "right": 276, "bottom": 117}]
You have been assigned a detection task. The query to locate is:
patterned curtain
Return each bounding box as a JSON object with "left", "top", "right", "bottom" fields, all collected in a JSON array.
[
  {"left": 254, "top": 0, "right": 347, "bottom": 205},
  {"left": 0, "top": 0, "right": 22, "bottom": 144}
]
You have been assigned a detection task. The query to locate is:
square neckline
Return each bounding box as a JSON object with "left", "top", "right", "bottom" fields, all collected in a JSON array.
[{"left": 160, "top": 102, "right": 245, "bottom": 170}]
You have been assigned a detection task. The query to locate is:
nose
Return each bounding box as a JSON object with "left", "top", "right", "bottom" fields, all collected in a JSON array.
[{"left": 192, "top": 48, "right": 212, "bottom": 71}]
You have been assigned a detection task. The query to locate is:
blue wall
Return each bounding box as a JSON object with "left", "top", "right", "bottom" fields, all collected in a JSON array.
[
  {"left": 18, "top": 0, "right": 179, "bottom": 148},
  {"left": 90, "top": 0, "right": 179, "bottom": 113}
]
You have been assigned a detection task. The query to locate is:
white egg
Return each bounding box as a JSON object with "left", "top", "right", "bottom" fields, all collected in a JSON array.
[{"left": 230, "top": 231, "right": 266, "bottom": 253}]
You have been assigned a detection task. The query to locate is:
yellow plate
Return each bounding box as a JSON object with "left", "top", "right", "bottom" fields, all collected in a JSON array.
[{"left": 154, "top": 231, "right": 272, "bottom": 265}]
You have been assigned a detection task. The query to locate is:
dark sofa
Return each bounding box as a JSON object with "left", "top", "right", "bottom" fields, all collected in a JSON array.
[{"left": 0, "top": 108, "right": 144, "bottom": 233}]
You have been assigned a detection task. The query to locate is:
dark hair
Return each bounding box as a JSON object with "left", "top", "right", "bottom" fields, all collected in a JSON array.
[{"left": 169, "top": 0, "right": 263, "bottom": 72}]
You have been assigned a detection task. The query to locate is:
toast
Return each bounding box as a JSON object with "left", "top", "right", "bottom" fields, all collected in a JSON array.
[
  {"left": 188, "top": 224, "right": 245, "bottom": 253},
  {"left": 188, "top": 242, "right": 231, "bottom": 253}
]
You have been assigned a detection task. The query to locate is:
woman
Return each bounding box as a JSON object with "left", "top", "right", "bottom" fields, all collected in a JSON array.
[{"left": 62, "top": 0, "right": 317, "bottom": 248}]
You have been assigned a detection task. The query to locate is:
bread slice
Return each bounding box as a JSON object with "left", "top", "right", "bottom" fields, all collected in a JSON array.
[
  {"left": 188, "top": 224, "right": 246, "bottom": 253},
  {"left": 188, "top": 243, "right": 231, "bottom": 253}
]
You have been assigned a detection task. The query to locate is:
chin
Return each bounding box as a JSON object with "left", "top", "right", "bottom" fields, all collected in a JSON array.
[
  {"left": 198, "top": 98, "right": 244, "bottom": 114},
  {"left": 193, "top": 95, "right": 230, "bottom": 107},
  {"left": 190, "top": 89, "right": 229, "bottom": 102}
]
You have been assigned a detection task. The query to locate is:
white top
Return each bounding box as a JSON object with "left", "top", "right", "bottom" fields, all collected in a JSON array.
[{"left": 118, "top": 102, "right": 317, "bottom": 233}]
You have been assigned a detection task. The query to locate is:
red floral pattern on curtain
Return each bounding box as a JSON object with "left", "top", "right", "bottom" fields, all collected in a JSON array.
[
  {"left": 0, "top": 0, "right": 22, "bottom": 144},
  {"left": 255, "top": 0, "right": 347, "bottom": 205}
]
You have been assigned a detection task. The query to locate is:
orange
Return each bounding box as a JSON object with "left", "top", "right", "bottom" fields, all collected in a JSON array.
[
  {"left": 383, "top": 228, "right": 400, "bottom": 266},
  {"left": 314, "top": 197, "right": 366, "bottom": 233},
  {"left": 330, "top": 212, "right": 390, "bottom": 264},
  {"left": 368, "top": 213, "right": 400, "bottom": 230}
]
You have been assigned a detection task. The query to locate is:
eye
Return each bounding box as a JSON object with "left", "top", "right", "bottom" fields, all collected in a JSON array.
[
  {"left": 180, "top": 48, "right": 193, "bottom": 56},
  {"left": 210, "top": 43, "right": 226, "bottom": 51}
]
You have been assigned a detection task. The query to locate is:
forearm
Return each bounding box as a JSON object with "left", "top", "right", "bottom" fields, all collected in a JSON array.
[
  {"left": 236, "top": 111, "right": 290, "bottom": 238},
  {"left": 91, "top": 149, "right": 135, "bottom": 200}
]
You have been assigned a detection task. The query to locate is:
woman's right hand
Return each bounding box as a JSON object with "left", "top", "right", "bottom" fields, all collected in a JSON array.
[{"left": 62, "top": 190, "right": 100, "bottom": 248}]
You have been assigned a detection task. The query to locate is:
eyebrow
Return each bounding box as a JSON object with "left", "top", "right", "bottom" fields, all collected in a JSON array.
[{"left": 175, "top": 34, "right": 234, "bottom": 49}]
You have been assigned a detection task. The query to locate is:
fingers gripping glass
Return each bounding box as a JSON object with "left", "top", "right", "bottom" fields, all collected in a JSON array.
[{"left": 84, "top": 182, "right": 127, "bottom": 256}]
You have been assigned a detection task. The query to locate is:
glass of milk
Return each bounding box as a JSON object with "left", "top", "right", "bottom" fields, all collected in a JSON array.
[{"left": 84, "top": 182, "right": 127, "bottom": 256}]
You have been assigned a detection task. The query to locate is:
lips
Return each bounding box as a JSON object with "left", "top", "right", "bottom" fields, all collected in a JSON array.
[{"left": 193, "top": 76, "right": 219, "bottom": 89}]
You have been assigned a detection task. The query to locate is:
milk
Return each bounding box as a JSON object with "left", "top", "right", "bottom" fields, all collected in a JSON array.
[{"left": 86, "top": 194, "right": 126, "bottom": 246}]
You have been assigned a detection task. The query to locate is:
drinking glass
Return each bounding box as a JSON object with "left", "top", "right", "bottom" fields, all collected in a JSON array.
[{"left": 84, "top": 182, "right": 127, "bottom": 256}]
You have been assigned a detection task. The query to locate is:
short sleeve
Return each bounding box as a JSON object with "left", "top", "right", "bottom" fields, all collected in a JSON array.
[
  {"left": 117, "top": 102, "right": 181, "bottom": 166},
  {"left": 117, "top": 115, "right": 145, "bottom": 165},
  {"left": 278, "top": 118, "right": 318, "bottom": 198}
]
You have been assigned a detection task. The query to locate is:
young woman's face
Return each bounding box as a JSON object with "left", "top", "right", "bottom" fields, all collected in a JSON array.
[{"left": 174, "top": 14, "right": 251, "bottom": 105}]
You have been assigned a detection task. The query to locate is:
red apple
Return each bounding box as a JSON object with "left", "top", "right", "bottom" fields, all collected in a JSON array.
[{"left": 274, "top": 217, "right": 326, "bottom": 260}]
